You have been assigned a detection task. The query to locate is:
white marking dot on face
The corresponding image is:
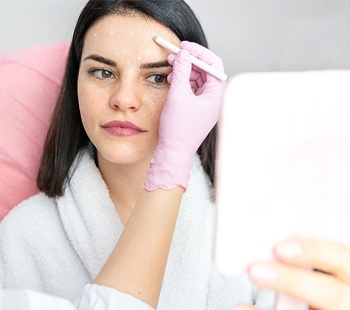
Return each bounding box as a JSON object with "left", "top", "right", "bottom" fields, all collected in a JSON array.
[{"left": 78, "top": 14, "right": 180, "bottom": 169}]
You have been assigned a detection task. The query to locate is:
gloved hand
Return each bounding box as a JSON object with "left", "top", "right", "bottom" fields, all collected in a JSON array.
[{"left": 143, "top": 41, "right": 226, "bottom": 191}]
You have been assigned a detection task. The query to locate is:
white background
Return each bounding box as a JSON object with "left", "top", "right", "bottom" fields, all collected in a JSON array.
[{"left": 1, "top": 0, "right": 350, "bottom": 78}]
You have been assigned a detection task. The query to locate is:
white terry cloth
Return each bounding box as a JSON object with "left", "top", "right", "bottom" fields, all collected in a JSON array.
[
  {"left": 0, "top": 150, "right": 274, "bottom": 309},
  {"left": 1, "top": 288, "right": 77, "bottom": 310},
  {"left": 0, "top": 284, "right": 154, "bottom": 310}
]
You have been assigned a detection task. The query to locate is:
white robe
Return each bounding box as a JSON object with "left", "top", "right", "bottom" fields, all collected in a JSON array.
[
  {"left": 0, "top": 151, "right": 274, "bottom": 309},
  {"left": 1, "top": 284, "right": 154, "bottom": 310}
]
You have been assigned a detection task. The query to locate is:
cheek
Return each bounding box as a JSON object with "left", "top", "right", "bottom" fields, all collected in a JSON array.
[
  {"left": 144, "top": 88, "right": 169, "bottom": 126},
  {"left": 77, "top": 82, "right": 100, "bottom": 126}
]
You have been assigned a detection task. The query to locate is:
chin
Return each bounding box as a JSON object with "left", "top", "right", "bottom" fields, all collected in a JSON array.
[{"left": 97, "top": 145, "right": 155, "bottom": 166}]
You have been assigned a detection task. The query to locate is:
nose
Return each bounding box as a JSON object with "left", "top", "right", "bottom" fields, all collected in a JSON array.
[{"left": 109, "top": 79, "right": 141, "bottom": 112}]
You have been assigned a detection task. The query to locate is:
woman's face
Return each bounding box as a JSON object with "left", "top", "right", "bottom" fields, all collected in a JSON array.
[{"left": 78, "top": 13, "right": 180, "bottom": 166}]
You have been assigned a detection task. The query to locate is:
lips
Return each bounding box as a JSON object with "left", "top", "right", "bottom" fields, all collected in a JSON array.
[{"left": 102, "top": 121, "right": 146, "bottom": 137}]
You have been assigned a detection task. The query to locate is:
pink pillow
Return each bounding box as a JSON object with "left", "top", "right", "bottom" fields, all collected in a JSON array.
[{"left": 0, "top": 42, "right": 70, "bottom": 221}]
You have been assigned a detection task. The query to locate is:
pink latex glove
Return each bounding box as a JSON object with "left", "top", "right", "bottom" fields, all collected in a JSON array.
[{"left": 143, "top": 41, "right": 226, "bottom": 191}]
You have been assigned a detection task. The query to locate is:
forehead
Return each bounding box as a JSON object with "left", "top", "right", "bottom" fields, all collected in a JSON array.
[{"left": 82, "top": 14, "right": 180, "bottom": 61}]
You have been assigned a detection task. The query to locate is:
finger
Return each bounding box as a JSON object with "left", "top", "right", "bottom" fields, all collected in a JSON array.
[
  {"left": 170, "top": 42, "right": 226, "bottom": 94},
  {"left": 189, "top": 69, "right": 204, "bottom": 90},
  {"left": 190, "top": 81, "right": 197, "bottom": 89},
  {"left": 167, "top": 49, "right": 193, "bottom": 92},
  {"left": 167, "top": 71, "right": 199, "bottom": 91},
  {"left": 249, "top": 262, "right": 350, "bottom": 310},
  {"left": 180, "top": 41, "right": 226, "bottom": 86},
  {"left": 180, "top": 41, "right": 225, "bottom": 71},
  {"left": 168, "top": 52, "right": 204, "bottom": 89},
  {"left": 274, "top": 238, "right": 350, "bottom": 283},
  {"left": 169, "top": 51, "right": 205, "bottom": 89},
  {"left": 167, "top": 53, "right": 176, "bottom": 65},
  {"left": 189, "top": 69, "right": 201, "bottom": 83}
]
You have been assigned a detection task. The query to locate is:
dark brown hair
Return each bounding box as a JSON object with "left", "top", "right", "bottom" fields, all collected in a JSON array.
[{"left": 37, "top": 0, "right": 217, "bottom": 197}]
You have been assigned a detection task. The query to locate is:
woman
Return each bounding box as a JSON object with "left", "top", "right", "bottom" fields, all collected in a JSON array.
[{"left": 0, "top": 0, "right": 273, "bottom": 309}]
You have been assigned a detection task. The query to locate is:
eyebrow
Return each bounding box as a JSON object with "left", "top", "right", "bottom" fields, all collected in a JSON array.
[
  {"left": 83, "top": 54, "right": 117, "bottom": 67},
  {"left": 140, "top": 60, "right": 171, "bottom": 69},
  {"left": 83, "top": 54, "right": 170, "bottom": 70}
]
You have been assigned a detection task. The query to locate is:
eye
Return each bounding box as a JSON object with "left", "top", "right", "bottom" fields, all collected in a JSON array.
[
  {"left": 147, "top": 74, "right": 168, "bottom": 85},
  {"left": 89, "top": 68, "right": 115, "bottom": 80}
]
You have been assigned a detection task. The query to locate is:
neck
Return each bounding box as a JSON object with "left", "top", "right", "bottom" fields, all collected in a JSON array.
[{"left": 97, "top": 153, "right": 152, "bottom": 225}]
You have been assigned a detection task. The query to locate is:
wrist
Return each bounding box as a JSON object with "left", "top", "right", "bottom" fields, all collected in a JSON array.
[{"left": 143, "top": 144, "right": 195, "bottom": 191}]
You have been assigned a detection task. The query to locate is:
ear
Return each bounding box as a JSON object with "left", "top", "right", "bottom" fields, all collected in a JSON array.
[{"left": 0, "top": 42, "right": 70, "bottom": 221}]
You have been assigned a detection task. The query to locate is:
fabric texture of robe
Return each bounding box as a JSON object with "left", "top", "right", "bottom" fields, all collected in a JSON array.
[{"left": 0, "top": 150, "right": 274, "bottom": 309}]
